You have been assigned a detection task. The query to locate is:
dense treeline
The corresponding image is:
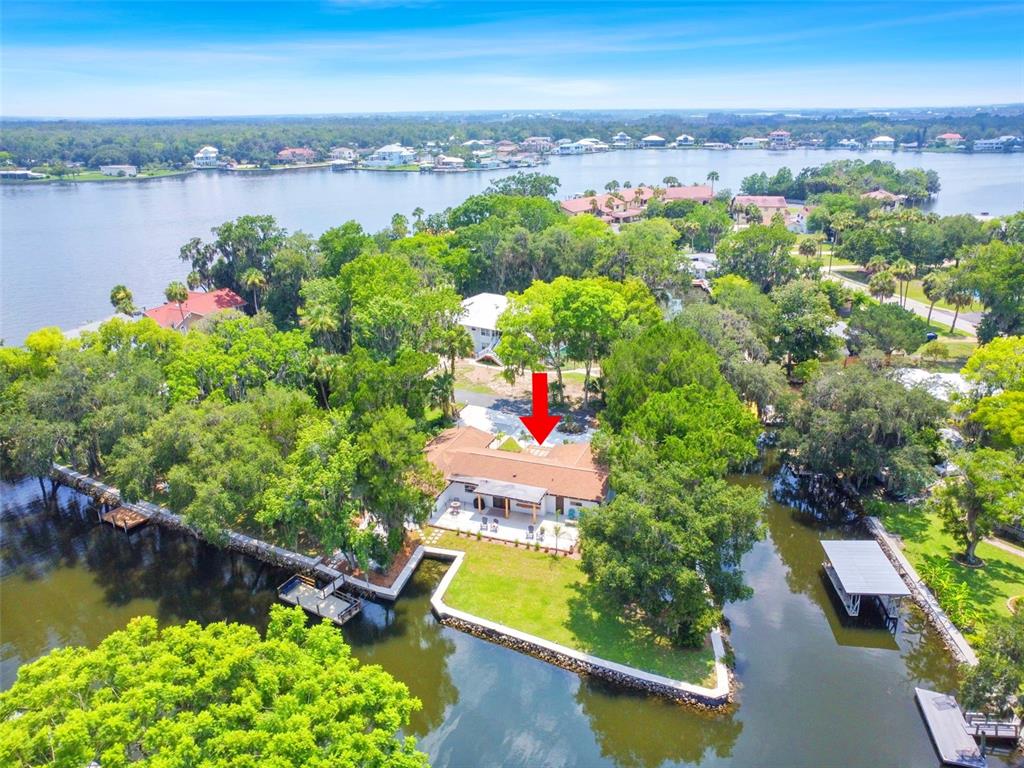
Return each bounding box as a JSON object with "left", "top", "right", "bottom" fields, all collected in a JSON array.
[
  {"left": 2, "top": 109, "right": 1022, "bottom": 167},
  {"left": 740, "top": 159, "right": 940, "bottom": 201}
]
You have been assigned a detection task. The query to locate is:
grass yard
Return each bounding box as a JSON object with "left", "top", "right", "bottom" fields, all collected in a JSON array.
[
  {"left": 434, "top": 531, "right": 718, "bottom": 685},
  {"left": 840, "top": 269, "right": 984, "bottom": 313},
  {"left": 874, "top": 502, "right": 1024, "bottom": 633}
]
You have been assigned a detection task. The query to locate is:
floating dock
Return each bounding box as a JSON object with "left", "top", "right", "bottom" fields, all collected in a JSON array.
[
  {"left": 915, "top": 687, "right": 986, "bottom": 768},
  {"left": 277, "top": 575, "right": 362, "bottom": 626},
  {"left": 100, "top": 506, "right": 148, "bottom": 532}
]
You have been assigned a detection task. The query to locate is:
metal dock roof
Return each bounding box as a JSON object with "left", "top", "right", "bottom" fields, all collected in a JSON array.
[{"left": 820, "top": 540, "right": 911, "bottom": 596}]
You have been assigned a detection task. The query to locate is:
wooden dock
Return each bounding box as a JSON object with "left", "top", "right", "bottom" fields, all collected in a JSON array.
[
  {"left": 965, "top": 711, "right": 1022, "bottom": 742},
  {"left": 915, "top": 688, "right": 986, "bottom": 768},
  {"left": 277, "top": 575, "right": 362, "bottom": 626},
  {"left": 100, "top": 506, "right": 148, "bottom": 532}
]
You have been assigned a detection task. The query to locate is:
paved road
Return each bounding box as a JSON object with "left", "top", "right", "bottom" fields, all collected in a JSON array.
[{"left": 823, "top": 270, "right": 978, "bottom": 338}]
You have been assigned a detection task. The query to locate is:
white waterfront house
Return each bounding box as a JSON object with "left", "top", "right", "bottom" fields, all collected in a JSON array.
[
  {"left": 736, "top": 136, "right": 767, "bottom": 149},
  {"left": 768, "top": 130, "right": 791, "bottom": 149},
  {"left": 675, "top": 134, "right": 695, "bottom": 146},
  {"left": 427, "top": 426, "right": 608, "bottom": 536},
  {"left": 837, "top": 138, "right": 863, "bottom": 150},
  {"left": 869, "top": 136, "right": 896, "bottom": 150},
  {"left": 973, "top": 135, "right": 1018, "bottom": 152},
  {"left": 193, "top": 146, "right": 220, "bottom": 168},
  {"left": 363, "top": 144, "right": 417, "bottom": 167},
  {"left": 329, "top": 147, "right": 358, "bottom": 161},
  {"left": 99, "top": 165, "right": 138, "bottom": 177},
  {"left": 639, "top": 134, "right": 666, "bottom": 148},
  {"left": 460, "top": 292, "right": 508, "bottom": 361}
]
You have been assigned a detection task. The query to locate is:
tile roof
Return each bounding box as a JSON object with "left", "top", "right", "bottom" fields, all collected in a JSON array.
[
  {"left": 732, "top": 195, "right": 789, "bottom": 209},
  {"left": 144, "top": 288, "right": 246, "bottom": 329},
  {"left": 426, "top": 426, "right": 608, "bottom": 501}
]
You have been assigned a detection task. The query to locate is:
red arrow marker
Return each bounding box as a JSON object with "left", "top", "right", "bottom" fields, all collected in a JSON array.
[{"left": 520, "top": 371, "right": 561, "bottom": 445}]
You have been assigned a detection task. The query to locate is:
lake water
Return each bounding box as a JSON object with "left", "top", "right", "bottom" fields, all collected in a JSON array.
[
  {"left": 3, "top": 474, "right": 1008, "bottom": 768},
  {"left": 2, "top": 149, "right": 1023, "bottom": 345}
]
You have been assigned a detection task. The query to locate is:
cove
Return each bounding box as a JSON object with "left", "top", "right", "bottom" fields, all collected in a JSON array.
[{"left": 2, "top": 474, "right": 1007, "bottom": 767}]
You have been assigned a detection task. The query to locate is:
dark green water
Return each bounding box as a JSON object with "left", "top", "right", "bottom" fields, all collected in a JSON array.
[{"left": 0, "top": 477, "right": 1008, "bottom": 767}]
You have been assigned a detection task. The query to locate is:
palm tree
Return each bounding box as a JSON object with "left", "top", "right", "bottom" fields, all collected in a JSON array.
[
  {"left": 241, "top": 268, "right": 267, "bottom": 312},
  {"left": 552, "top": 522, "right": 565, "bottom": 553},
  {"left": 890, "top": 258, "right": 915, "bottom": 307},
  {"left": 164, "top": 281, "right": 189, "bottom": 326},
  {"left": 411, "top": 206, "right": 425, "bottom": 232},
  {"left": 944, "top": 276, "right": 973, "bottom": 334},
  {"left": 921, "top": 270, "right": 950, "bottom": 324},
  {"left": 798, "top": 238, "right": 818, "bottom": 259},
  {"left": 865, "top": 254, "right": 890, "bottom": 276},
  {"left": 604, "top": 180, "right": 620, "bottom": 192},
  {"left": 662, "top": 175, "right": 679, "bottom": 187},
  {"left": 829, "top": 210, "right": 856, "bottom": 258},
  {"left": 308, "top": 350, "right": 338, "bottom": 407},
  {"left": 869, "top": 270, "right": 897, "bottom": 303},
  {"left": 109, "top": 284, "right": 136, "bottom": 315},
  {"left": 299, "top": 302, "right": 340, "bottom": 350},
  {"left": 706, "top": 170, "right": 719, "bottom": 194}
]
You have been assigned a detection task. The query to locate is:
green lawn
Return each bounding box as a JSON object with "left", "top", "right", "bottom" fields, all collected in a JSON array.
[
  {"left": 874, "top": 502, "right": 1024, "bottom": 632},
  {"left": 840, "top": 269, "right": 984, "bottom": 313},
  {"left": 454, "top": 379, "right": 496, "bottom": 395},
  {"left": 435, "top": 531, "right": 717, "bottom": 685}
]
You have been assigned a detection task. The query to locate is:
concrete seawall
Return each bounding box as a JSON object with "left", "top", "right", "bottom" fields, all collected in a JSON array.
[{"left": 424, "top": 546, "right": 734, "bottom": 707}]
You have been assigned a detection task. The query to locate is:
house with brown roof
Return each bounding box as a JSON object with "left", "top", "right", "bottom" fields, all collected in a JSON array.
[
  {"left": 560, "top": 184, "right": 713, "bottom": 222},
  {"left": 730, "top": 194, "right": 790, "bottom": 224},
  {"left": 426, "top": 427, "right": 608, "bottom": 530},
  {"left": 277, "top": 147, "right": 317, "bottom": 163},
  {"left": 143, "top": 288, "right": 246, "bottom": 331}
]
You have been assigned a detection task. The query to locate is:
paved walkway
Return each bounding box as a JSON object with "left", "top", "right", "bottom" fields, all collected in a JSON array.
[
  {"left": 986, "top": 536, "right": 1024, "bottom": 559},
  {"left": 823, "top": 270, "right": 978, "bottom": 337}
]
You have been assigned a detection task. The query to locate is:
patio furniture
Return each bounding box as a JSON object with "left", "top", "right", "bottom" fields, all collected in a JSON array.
[
  {"left": 489, "top": 521, "right": 498, "bottom": 533},
  {"left": 536, "top": 528, "right": 545, "bottom": 542},
  {"left": 450, "top": 500, "right": 461, "bottom": 517},
  {"left": 526, "top": 524, "right": 534, "bottom": 540}
]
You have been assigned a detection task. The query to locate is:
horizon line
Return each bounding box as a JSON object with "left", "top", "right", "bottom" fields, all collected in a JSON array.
[{"left": 4, "top": 102, "right": 1024, "bottom": 123}]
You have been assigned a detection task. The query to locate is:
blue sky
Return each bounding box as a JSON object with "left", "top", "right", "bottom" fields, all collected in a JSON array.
[{"left": 2, "top": 1, "right": 1023, "bottom": 117}]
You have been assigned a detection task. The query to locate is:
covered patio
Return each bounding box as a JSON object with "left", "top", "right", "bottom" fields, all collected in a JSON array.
[{"left": 432, "top": 498, "right": 579, "bottom": 553}]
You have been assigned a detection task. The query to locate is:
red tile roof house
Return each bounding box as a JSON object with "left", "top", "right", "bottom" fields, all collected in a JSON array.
[
  {"left": 144, "top": 288, "right": 246, "bottom": 331},
  {"left": 276, "top": 146, "right": 317, "bottom": 163},
  {"left": 426, "top": 427, "right": 608, "bottom": 542},
  {"left": 730, "top": 194, "right": 790, "bottom": 225},
  {"left": 559, "top": 184, "right": 714, "bottom": 222}
]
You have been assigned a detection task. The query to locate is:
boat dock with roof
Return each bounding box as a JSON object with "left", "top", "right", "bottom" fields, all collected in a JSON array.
[{"left": 821, "top": 539, "right": 911, "bottom": 631}]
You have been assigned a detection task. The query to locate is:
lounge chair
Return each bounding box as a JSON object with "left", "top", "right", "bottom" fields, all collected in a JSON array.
[{"left": 526, "top": 525, "right": 534, "bottom": 540}]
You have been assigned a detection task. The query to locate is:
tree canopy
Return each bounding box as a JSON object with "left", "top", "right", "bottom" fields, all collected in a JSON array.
[{"left": 0, "top": 606, "right": 426, "bottom": 768}]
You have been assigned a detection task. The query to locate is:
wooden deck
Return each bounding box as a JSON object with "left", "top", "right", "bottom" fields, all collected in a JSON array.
[
  {"left": 100, "top": 506, "right": 148, "bottom": 532},
  {"left": 277, "top": 575, "right": 362, "bottom": 626},
  {"left": 915, "top": 688, "right": 986, "bottom": 768}
]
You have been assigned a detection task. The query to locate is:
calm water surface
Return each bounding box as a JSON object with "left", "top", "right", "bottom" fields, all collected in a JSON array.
[
  {"left": 3, "top": 475, "right": 1007, "bottom": 768},
  {"left": 2, "top": 149, "right": 1023, "bottom": 345}
]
